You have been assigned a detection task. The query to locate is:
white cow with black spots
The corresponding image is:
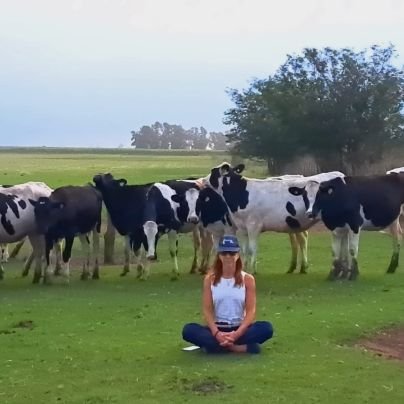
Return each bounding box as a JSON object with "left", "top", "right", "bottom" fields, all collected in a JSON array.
[
  {"left": 202, "top": 162, "right": 345, "bottom": 274},
  {"left": 0, "top": 182, "right": 56, "bottom": 281}
]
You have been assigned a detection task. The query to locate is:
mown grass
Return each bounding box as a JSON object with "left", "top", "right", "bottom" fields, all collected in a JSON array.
[{"left": 1, "top": 150, "right": 404, "bottom": 403}]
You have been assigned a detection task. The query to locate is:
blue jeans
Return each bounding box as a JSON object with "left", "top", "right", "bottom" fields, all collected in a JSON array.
[{"left": 182, "top": 321, "right": 273, "bottom": 354}]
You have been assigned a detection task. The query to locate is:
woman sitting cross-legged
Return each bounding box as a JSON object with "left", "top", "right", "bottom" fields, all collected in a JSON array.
[{"left": 182, "top": 235, "right": 273, "bottom": 354}]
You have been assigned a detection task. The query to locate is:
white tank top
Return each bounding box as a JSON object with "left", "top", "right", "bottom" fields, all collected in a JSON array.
[{"left": 211, "top": 271, "right": 246, "bottom": 326}]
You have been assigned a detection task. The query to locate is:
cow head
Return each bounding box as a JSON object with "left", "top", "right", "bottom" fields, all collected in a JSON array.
[
  {"left": 171, "top": 188, "right": 200, "bottom": 224},
  {"left": 143, "top": 220, "right": 159, "bottom": 260},
  {"left": 30, "top": 197, "right": 65, "bottom": 233},
  {"left": 306, "top": 177, "right": 346, "bottom": 219},
  {"left": 196, "top": 187, "right": 229, "bottom": 226},
  {"left": 205, "top": 162, "right": 245, "bottom": 190},
  {"left": 93, "top": 173, "right": 127, "bottom": 190}
]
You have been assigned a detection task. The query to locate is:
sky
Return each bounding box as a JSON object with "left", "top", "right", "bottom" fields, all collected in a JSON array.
[{"left": 1, "top": 0, "right": 404, "bottom": 147}]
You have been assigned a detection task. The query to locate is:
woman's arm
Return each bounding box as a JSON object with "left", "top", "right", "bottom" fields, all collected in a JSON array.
[
  {"left": 202, "top": 274, "right": 219, "bottom": 336},
  {"left": 231, "top": 274, "right": 256, "bottom": 340}
]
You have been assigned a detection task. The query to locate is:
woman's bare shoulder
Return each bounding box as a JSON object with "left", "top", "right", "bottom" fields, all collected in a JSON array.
[
  {"left": 203, "top": 273, "right": 214, "bottom": 285},
  {"left": 243, "top": 272, "right": 256, "bottom": 286}
]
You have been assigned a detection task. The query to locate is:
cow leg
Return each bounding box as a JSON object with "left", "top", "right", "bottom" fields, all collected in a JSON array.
[
  {"left": 120, "top": 236, "right": 131, "bottom": 276},
  {"left": 199, "top": 229, "right": 213, "bottom": 275},
  {"left": 328, "top": 229, "right": 346, "bottom": 280},
  {"left": 9, "top": 238, "right": 25, "bottom": 259},
  {"left": 92, "top": 229, "right": 100, "bottom": 280},
  {"left": 346, "top": 230, "right": 360, "bottom": 280},
  {"left": 62, "top": 237, "right": 74, "bottom": 283},
  {"left": 134, "top": 248, "right": 146, "bottom": 278},
  {"left": 28, "top": 234, "right": 46, "bottom": 284},
  {"left": 22, "top": 251, "right": 34, "bottom": 277},
  {"left": 338, "top": 231, "right": 350, "bottom": 279},
  {"left": 286, "top": 234, "right": 298, "bottom": 273},
  {"left": 246, "top": 227, "right": 260, "bottom": 274},
  {"left": 297, "top": 231, "right": 309, "bottom": 274},
  {"left": 168, "top": 230, "right": 179, "bottom": 280},
  {"left": 386, "top": 218, "right": 402, "bottom": 274},
  {"left": 79, "top": 234, "right": 91, "bottom": 280},
  {"left": 1, "top": 244, "right": 9, "bottom": 263},
  {"left": 190, "top": 227, "right": 201, "bottom": 274},
  {"left": 52, "top": 239, "right": 63, "bottom": 275},
  {"left": 236, "top": 231, "right": 249, "bottom": 270}
]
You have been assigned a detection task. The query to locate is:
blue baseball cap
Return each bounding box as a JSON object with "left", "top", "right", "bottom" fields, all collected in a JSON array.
[{"left": 217, "top": 235, "right": 240, "bottom": 253}]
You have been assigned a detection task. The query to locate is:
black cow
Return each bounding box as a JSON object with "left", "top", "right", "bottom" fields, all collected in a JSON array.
[
  {"left": 307, "top": 174, "right": 404, "bottom": 280},
  {"left": 93, "top": 173, "right": 157, "bottom": 278},
  {"left": 32, "top": 185, "right": 102, "bottom": 283},
  {"left": 143, "top": 179, "right": 213, "bottom": 279}
]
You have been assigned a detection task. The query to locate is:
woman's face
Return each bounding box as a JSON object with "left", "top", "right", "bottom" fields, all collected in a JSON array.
[{"left": 219, "top": 251, "right": 239, "bottom": 267}]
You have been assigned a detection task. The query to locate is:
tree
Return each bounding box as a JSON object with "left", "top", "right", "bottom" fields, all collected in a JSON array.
[{"left": 225, "top": 45, "right": 404, "bottom": 174}]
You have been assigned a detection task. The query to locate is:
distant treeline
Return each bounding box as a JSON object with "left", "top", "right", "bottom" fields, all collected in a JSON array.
[{"left": 130, "top": 122, "right": 228, "bottom": 150}]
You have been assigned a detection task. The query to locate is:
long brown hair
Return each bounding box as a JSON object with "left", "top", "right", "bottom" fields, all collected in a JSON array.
[{"left": 210, "top": 253, "right": 244, "bottom": 287}]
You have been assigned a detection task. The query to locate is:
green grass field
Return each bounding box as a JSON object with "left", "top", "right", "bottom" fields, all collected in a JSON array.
[{"left": 1, "top": 150, "right": 404, "bottom": 403}]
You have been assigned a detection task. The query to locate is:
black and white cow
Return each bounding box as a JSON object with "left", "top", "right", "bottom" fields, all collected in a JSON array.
[
  {"left": 306, "top": 173, "right": 404, "bottom": 280},
  {"left": 0, "top": 182, "right": 57, "bottom": 282},
  {"left": 93, "top": 173, "right": 155, "bottom": 278},
  {"left": 195, "top": 186, "right": 309, "bottom": 274},
  {"left": 202, "top": 162, "right": 345, "bottom": 274},
  {"left": 1, "top": 184, "right": 30, "bottom": 267},
  {"left": 32, "top": 185, "right": 102, "bottom": 283},
  {"left": 142, "top": 179, "right": 213, "bottom": 279}
]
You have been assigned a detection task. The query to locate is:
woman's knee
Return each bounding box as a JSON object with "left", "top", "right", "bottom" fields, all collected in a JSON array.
[
  {"left": 256, "top": 321, "right": 274, "bottom": 340},
  {"left": 182, "top": 322, "right": 200, "bottom": 340}
]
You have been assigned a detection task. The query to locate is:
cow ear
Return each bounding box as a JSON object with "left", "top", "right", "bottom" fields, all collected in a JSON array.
[
  {"left": 219, "top": 163, "right": 230, "bottom": 176},
  {"left": 118, "top": 179, "right": 127, "bottom": 186},
  {"left": 171, "top": 194, "right": 182, "bottom": 203},
  {"left": 234, "top": 164, "right": 245, "bottom": 174}
]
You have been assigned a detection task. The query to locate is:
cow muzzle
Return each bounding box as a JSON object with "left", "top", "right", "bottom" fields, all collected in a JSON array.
[
  {"left": 187, "top": 216, "right": 199, "bottom": 224},
  {"left": 147, "top": 253, "right": 157, "bottom": 261}
]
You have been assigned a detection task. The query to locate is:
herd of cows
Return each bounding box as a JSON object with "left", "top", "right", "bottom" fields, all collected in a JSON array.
[{"left": 1, "top": 161, "right": 404, "bottom": 284}]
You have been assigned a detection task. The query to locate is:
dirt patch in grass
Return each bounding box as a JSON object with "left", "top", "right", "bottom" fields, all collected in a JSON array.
[
  {"left": 13, "top": 320, "right": 35, "bottom": 330},
  {"left": 357, "top": 327, "right": 404, "bottom": 361},
  {"left": 170, "top": 376, "right": 233, "bottom": 396},
  {"left": 190, "top": 377, "right": 233, "bottom": 395}
]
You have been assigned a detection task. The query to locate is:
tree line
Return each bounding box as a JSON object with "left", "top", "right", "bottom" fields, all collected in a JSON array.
[{"left": 131, "top": 122, "right": 228, "bottom": 150}]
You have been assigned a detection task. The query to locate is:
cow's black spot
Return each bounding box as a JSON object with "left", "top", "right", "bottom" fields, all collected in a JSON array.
[
  {"left": 286, "top": 201, "right": 296, "bottom": 216},
  {"left": 18, "top": 200, "right": 27, "bottom": 209},
  {"left": 222, "top": 174, "right": 249, "bottom": 213},
  {"left": 302, "top": 189, "right": 310, "bottom": 211},
  {"left": 286, "top": 216, "right": 301, "bottom": 229},
  {"left": 0, "top": 193, "right": 20, "bottom": 235},
  {"left": 210, "top": 168, "right": 220, "bottom": 189}
]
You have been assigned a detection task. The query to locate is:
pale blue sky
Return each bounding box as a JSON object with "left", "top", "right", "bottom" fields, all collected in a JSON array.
[{"left": 1, "top": 0, "right": 403, "bottom": 147}]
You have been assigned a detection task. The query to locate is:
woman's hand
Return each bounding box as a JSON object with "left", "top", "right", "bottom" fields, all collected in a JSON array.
[{"left": 215, "top": 331, "right": 233, "bottom": 347}]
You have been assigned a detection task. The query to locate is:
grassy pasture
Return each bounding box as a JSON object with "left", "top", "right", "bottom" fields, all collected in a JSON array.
[{"left": 1, "top": 149, "right": 404, "bottom": 403}]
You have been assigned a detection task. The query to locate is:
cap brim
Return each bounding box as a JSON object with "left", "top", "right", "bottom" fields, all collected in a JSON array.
[{"left": 217, "top": 247, "right": 240, "bottom": 253}]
